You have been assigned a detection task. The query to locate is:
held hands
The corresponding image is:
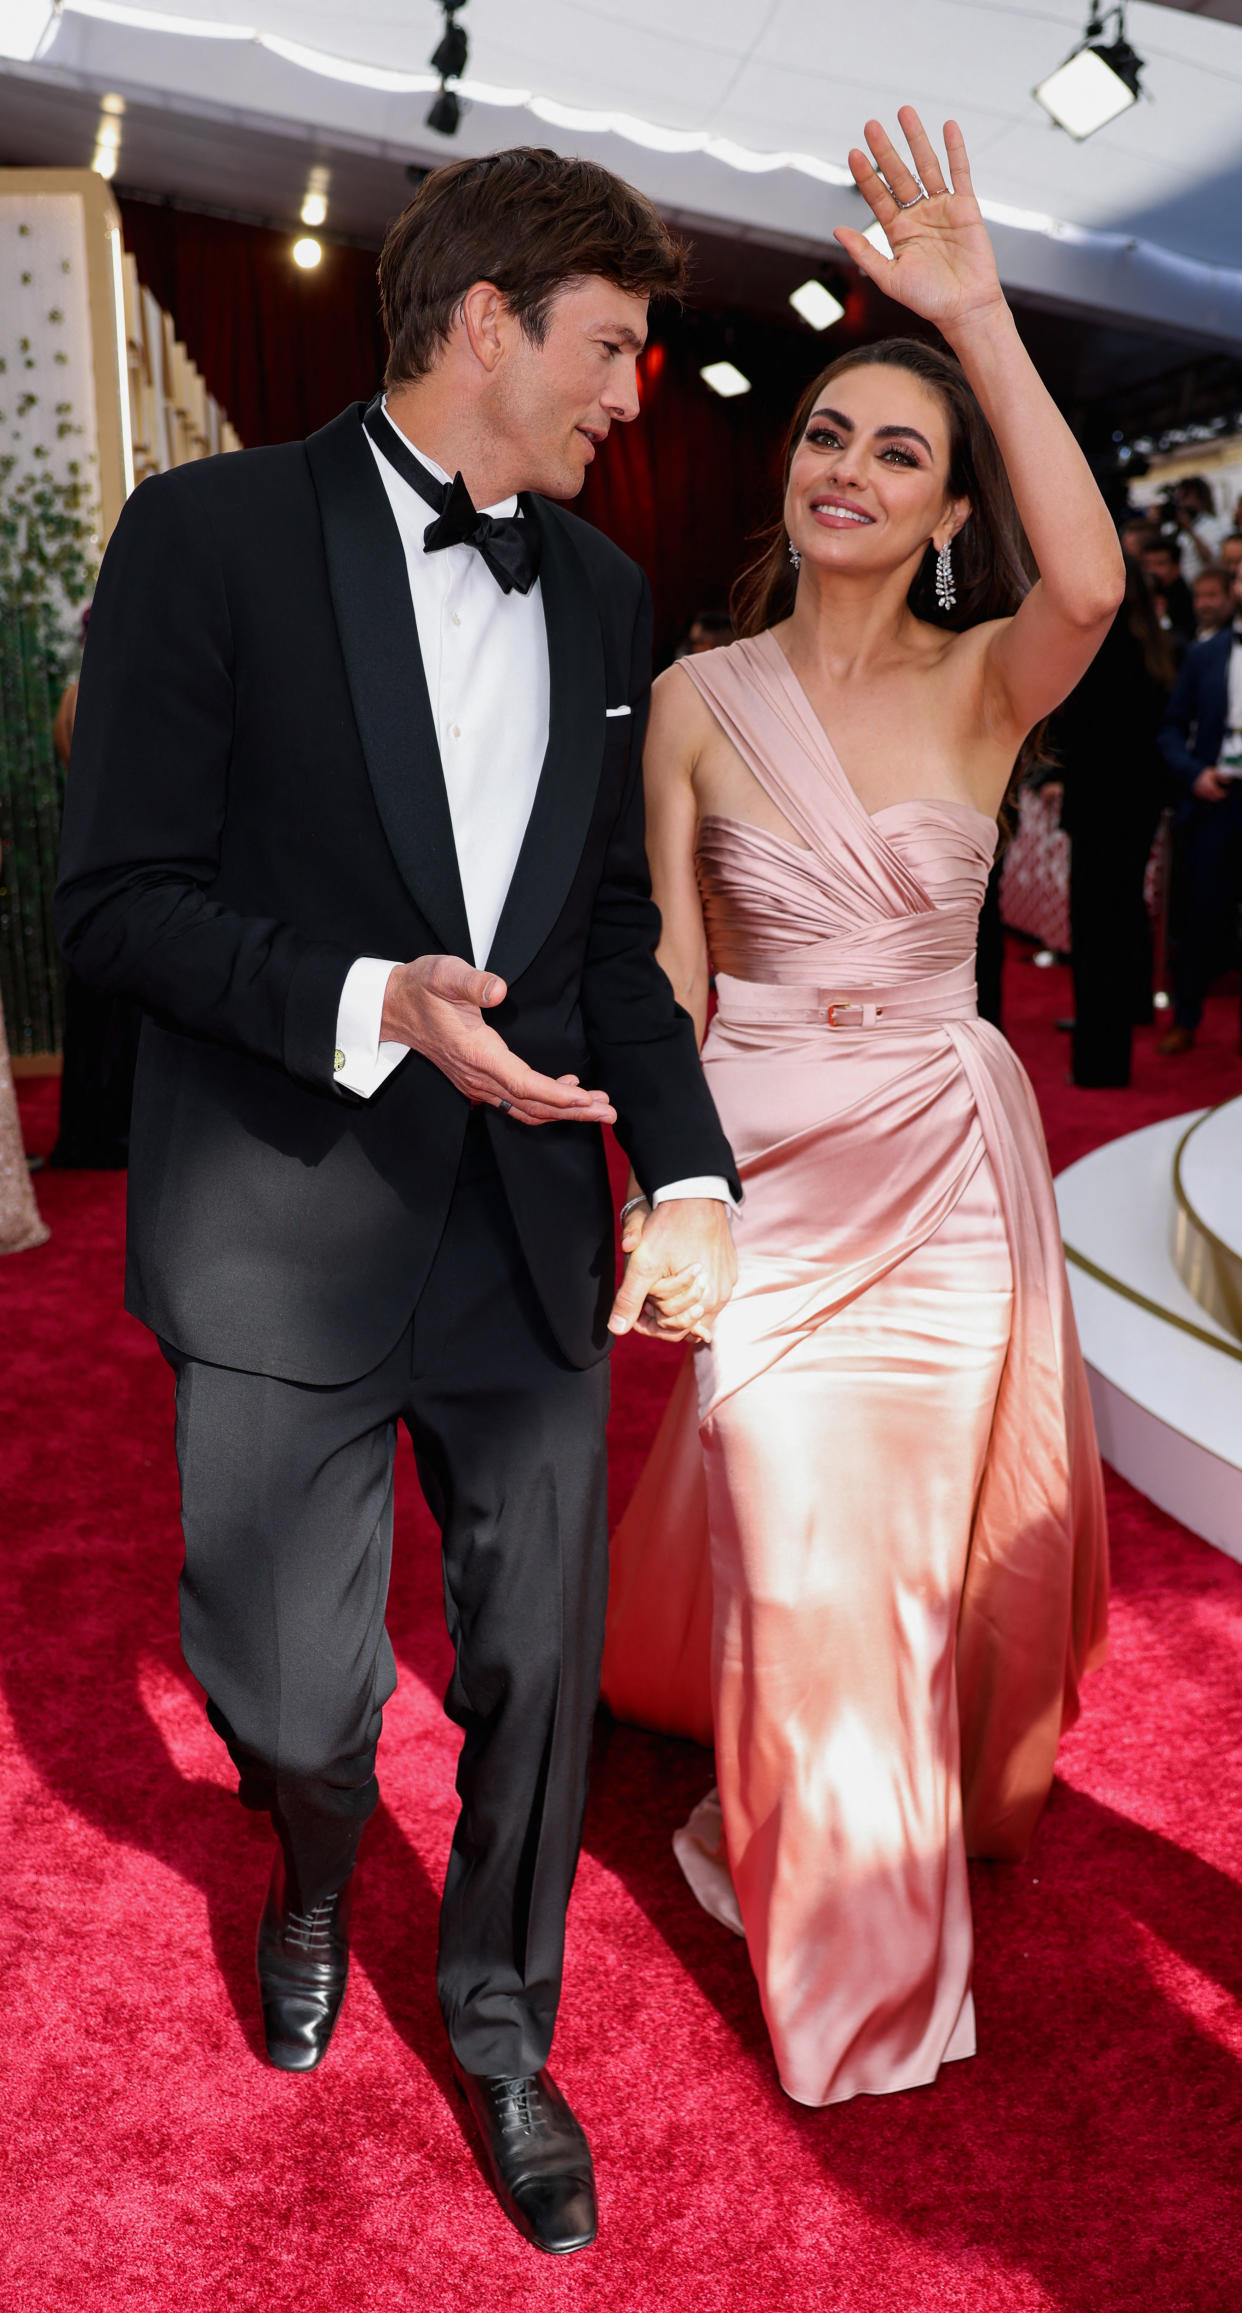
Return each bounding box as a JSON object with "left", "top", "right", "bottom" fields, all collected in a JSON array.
[
  {"left": 381, "top": 955, "right": 616, "bottom": 1126},
  {"left": 608, "top": 1198, "right": 737, "bottom": 1345},
  {"left": 834, "top": 109, "right": 1005, "bottom": 339}
]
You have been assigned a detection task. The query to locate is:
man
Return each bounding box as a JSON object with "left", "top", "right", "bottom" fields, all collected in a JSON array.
[
  {"left": 1219, "top": 531, "right": 1242, "bottom": 583},
  {"left": 56, "top": 149, "right": 738, "bottom": 2256},
  {"left": 1168, "top": 475, "right": 1229, "bottom": 569},
  {"left": 1156, "top": 558, "right": 1242, "bottom": 1054},
  {"left": 1140, "top": 531, "right": 1196, "bottom": 656},
  {"left": 1192, "top": 564, "right": 1234, "bottom": 639}
]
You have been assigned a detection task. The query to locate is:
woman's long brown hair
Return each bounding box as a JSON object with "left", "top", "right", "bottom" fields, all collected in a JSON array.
[{"left": 730, "top": 337, "right": 1050, "bottom": 825}]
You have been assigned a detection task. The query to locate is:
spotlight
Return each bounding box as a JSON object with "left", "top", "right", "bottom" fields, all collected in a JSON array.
[
  {"left": 700, "top": 361, "right": 751, "bottom": 400},
  {"left": 789, "top": 279, "right": 845, "bottom": 332},
  {"left": 426, "top": 1, "right": 467, "bottom": 136},
  {"left": 1034, "top": 3, "right": 1144, "bottom": 140},
  {"left": 426, "top": 86, "right": 462, "bottom": 137},
  {"left": 300, "top": 164, "right": 330, "bottom": 229},
  {"left": 292, "top": 237, "right": 323, "bottom": 270}
]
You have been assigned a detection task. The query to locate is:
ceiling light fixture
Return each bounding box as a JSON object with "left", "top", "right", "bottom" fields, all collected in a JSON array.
[
  {"left": 426, "top": 0, "right": 467, "bottom": 136},
  {"left": 292, "top": 236, "right": 323, "bottom": 270},
  {"left": 789, "top": 279, "right": 845, "bottom": 332},
  {"left": 0, "top": 0, "right": 58, "bottom": 64},
  {"left": 300, "top": 163, "right": 330, "bottom": 228},
  {"left": 700, "top": 361, "right": 751, "bottom": 400},
  {"left": 1033, "top": 4, "right": 1145, "bottom": 140}
]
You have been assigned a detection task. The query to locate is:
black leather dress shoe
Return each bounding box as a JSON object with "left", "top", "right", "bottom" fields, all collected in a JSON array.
[
  {"left": 256, "top": 1850, "right": 353, "bottom": 2073},
  {"left": 452, "top": 2056, "right": 597, "bottom": 2254}
]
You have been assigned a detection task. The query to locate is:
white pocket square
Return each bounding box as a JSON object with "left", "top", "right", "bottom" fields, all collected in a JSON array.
[{"left": 604, "top": 704, "right": 632, "bottom": 718}]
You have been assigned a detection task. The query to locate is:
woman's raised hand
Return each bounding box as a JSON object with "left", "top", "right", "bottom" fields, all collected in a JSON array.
[{"left": 834, "top": 110, "right": 1004, "bottom": 336}]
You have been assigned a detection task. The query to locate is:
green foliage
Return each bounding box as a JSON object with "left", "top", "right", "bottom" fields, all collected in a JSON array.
[
  {"left": 0, "top": 244, "right": 100, "bottom": 1052},
  {"left": 0, "top": 603, "right": 68, "bottom": 1053}
]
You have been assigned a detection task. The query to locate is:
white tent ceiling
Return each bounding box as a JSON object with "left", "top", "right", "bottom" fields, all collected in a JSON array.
[{"left": 6, "top": 0, "right": 1242, "bottom": 342}]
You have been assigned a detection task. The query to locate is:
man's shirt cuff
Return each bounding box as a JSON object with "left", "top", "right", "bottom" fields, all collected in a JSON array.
[
  {"left": 651, "top": 1176, "right": 738, "bottom": 1211},
  {"left": 334, "top": 956, "right": 406, "bottom": 1098}
]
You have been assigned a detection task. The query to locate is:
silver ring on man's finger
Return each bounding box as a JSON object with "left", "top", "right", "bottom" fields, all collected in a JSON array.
[{"left": 496, "top": 1098, "right": 513, "bottom": 1115}]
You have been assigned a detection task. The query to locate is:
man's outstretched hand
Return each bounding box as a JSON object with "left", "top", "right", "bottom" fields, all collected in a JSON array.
[
  {"left": 608, "top": 1198, "right": 737, "bottom": 1343},
  {"left": 381, "top": 956, "right": 616, "bottom": 1126}
]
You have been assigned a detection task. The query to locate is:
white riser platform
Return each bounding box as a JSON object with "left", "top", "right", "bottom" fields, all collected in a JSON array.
[{"left": 1055, "top": 1111, "right": 1242, "bottom": 1565}]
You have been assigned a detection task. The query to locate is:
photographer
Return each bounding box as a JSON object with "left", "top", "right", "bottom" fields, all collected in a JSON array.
[
  {"left": 1164, "top": 475, "right": 1230, "bottom": 571},
  {"left": 1140, "top": 530, "right": 1196, "bottom": 657}
]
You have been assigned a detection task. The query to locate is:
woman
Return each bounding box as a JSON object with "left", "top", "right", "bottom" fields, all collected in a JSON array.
[
  {"left": 603, "top": 111, "right": 1115, "bottom": 2109},
  {"left": 1057, "top": 559, "right": 1175, "bottom": 1087}
]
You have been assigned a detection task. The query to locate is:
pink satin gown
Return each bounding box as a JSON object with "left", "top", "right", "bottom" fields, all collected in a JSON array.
[{"left": 602, "top": 631, "right": 1108, "bottom": 2109}]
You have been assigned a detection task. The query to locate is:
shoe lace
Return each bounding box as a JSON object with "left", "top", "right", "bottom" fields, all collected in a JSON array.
[
  {"left": 491, "top": 2076, "right": 540, "bottom": 2131},
  {"left": 284, "top": 1894, "right": 338, "bottom": 1955}
]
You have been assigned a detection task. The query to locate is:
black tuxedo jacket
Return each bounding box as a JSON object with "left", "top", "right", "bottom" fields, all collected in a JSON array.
[
  {"left": 56, "top": 403, "right": 738, "bottom": 1383},
  {"left": 1159, "top": 625, "right": 1233, "bottom": 804}
]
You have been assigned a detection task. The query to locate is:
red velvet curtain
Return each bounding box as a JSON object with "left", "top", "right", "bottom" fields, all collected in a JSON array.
[
  {"left": 118, "top": 199, "right": 387, "bottom": 449},
  {"left": 579, "top": 336, "right": 789, "bottom": 662},
  {"left": 117, "top": 199, "right": 802, "bottom": 658}
]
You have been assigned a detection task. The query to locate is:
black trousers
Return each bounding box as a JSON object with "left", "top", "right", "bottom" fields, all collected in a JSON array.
[
  {"left": 1069, "top": 815, "right": 1159, "bottom": 1087},
  {"left": 162, "top": 1116, "right": 611, "bottom": 2076},
  {"left": 1170, "top": 787, "right": 1242, "bottom": 1032}
]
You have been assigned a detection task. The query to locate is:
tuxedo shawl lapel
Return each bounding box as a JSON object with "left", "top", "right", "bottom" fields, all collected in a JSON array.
[
  {"left": 305, "top": 404, "right": 473, "bottom": 958},
  {"left": 486, "top": 496, "right": 606, "bottom": 986}
]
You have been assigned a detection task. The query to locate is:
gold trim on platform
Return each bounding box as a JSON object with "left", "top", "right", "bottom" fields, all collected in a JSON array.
[
  {"left": 1171, "top": 1104, "right": 1242, "bottom": 1346},
  {"left": 1063, "top": 1243, "right": 1242, "bottom": 1368}
]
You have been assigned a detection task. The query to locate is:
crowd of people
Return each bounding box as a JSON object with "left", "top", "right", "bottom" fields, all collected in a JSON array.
[{"left": 1060, "top": 473, "right": 1242, "bottom": 1084}]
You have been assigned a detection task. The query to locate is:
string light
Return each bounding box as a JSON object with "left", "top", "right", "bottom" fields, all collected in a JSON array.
[
  {"left": 292, "top": 236, "right": 322, "bottom": 270},
  {"left": 300, "top": 164, "right": 330, "bottom": 229},
  {"left": 91, "top": 90, "right": 125, "bottom": 180}
]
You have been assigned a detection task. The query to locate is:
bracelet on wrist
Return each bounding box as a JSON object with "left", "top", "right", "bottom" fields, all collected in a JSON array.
[{"left": 620, "top": 1194, "right": 651, "bottom": 1227}]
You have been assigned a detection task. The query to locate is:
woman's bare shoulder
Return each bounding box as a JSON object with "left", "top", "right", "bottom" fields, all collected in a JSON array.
[{"left": 647, "top": 659, "right": 719, "bottom": 757}]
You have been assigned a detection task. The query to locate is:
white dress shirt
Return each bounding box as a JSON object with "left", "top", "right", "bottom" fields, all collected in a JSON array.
[{"left": 332, "top": 406, "right": 730, "bottom": 1212}]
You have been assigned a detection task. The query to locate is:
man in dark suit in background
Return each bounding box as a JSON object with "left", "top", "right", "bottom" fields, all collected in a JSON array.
[
  {"left": 56, "top": 150, "right": 738, "bottom": 2256},
  {"left": 1157, "top": 559, "right": 1242, "bottom": 1053}
]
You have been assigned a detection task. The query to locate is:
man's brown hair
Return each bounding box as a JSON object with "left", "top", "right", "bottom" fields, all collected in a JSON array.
[{"left": 378, "top": 147, "right": 687, "bottom": 387}]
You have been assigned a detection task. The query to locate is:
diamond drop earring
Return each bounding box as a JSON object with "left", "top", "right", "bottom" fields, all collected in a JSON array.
[
  {"left": 934, "top": 537, "right": 956, "bottom": 613},
  {"left": 787, "top": 538, "right": 801, "bottom": 571}
]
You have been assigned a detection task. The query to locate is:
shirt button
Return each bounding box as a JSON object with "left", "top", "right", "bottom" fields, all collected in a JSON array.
[
  {"left": 334, "top": 1049, "right": 346, "bottom": 1073},
  {"left": 450, "top": 611, "right": 462, "bottom": 627},
  {"left": 452, "top": 723, "right": 462, "bottom": 739}
]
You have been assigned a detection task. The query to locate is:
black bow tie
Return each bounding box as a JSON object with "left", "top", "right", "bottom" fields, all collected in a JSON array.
[{"left": 363, "top": 399, "right": 540, "bottom": 597}]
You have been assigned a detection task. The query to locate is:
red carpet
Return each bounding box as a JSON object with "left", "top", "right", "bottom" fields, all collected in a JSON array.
[{"left": 4, "top": 951, "right": 1242, "bottom": 2313}]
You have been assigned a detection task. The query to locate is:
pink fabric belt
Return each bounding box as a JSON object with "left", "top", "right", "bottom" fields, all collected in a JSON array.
[{"left": 714, "top": 963, "right": 978, "bottom": 1030}]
